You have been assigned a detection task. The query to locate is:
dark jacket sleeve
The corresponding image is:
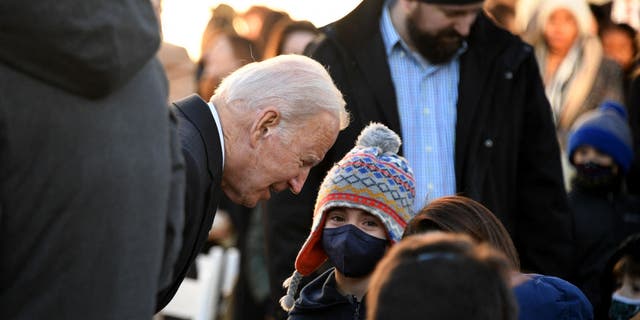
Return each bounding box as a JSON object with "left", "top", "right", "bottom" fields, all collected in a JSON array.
[
  {"left": 514, "top": 52, "right": 574, "bottom": 277},
  {"left": 625, "top": 75, "right": 640, "bottom": 194},
  {"left": 156, "top": 146, "right": 204, "bottom": 310},
  {"left": 157, "top": 110, "right": 186, "bottom": 292}
]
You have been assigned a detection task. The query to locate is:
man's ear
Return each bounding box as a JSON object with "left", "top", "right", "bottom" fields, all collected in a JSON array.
[{"left": 250, "top": 107, "right": 280, "bottom": 146}]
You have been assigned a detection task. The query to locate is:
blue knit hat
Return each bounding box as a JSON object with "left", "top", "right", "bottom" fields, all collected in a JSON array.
[
  {"left": 514, "top": 274, "right": 594, "bottom": 320},
  {"left": 568, "top": 101, "right": 634, "bottom": 173}
]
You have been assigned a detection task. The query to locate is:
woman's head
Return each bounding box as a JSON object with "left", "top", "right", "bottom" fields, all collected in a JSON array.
[
  {"left": 264, "top": 19, "right": 319, "bottom": 58},
  {"left": 600, "top": 23, "right": 638, "bottom": 72},
  {"left": 367, "top": 232, "right": 517, "bottom": 320},
  {"left": 528, "top": 0, "right": 593, "bottom": 52},
  {"left": 404, "top": 195, "right": 520, "bottom": 270}
]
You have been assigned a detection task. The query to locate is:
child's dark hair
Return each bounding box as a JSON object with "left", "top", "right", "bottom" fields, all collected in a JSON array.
[
  {"left": 367, "top": 232, "right": 517, "bottom": 320},
  {"left": 613, "top": 255, "right": 640, "bottom": 280},
  {"left": 598, "top": 234, "right": 640, "bottom": 318}
]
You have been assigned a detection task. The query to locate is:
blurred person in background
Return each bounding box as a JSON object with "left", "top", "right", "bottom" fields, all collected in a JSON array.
[
  {"left": 484, "top": 0, "right": 517, "bottom": 32},
  {"left": 264, "top": 20, "right": 320, "bottom": 58},
  {"left": 200, "top": 4, "right": 238, "bottom": 64},
  {"left": 600, "top": 23, "right": 639, "bottom": 88},
  {"left": 197, "top": 4, "right": 238, "bottom": 94},
  {"left": 523, "top": 0, "right": 623, "bottom": 141},
  {"left": 522, "top": 0, "right": 624, "bottom": 189},
  {"left": 197, "top": 32, "right": 255, "bottom": 101},
  {"left": 590, "top": 0, "right": 640, "bottom": 32},
  {"left": 598, "top": 22, "right": 640, "bottom": 197},
  {"left": 599, "top": 234, "right": 640, "bottom": 320},
  {"left": 151, "top": 0, "right": 197, "bottom": 102},
  {"left": 0, "top": 0, "right": 184, "bottom": 319},
  {"left": 566, "top": 101, "right": 640, "bottom": 313},
  {"left": 239, "top": 6, "right": 291, "bottom": 60}
]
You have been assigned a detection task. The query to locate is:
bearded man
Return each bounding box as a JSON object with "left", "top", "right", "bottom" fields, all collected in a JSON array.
[{"left": 263, "top": 0, "right": 576, "bottom": 317}]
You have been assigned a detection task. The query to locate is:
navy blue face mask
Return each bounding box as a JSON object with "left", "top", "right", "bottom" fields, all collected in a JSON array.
[{"left": 322, "top": 224, "right": 389, "bottom": 278}]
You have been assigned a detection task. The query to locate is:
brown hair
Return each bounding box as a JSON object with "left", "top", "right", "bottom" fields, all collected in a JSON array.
[
  {"left": 367, "top": 232, "right": 517, "bottom": 320},
  {"left": 613, "top": 255, "right": 640, "bottom": 280},
  {"left": 263, "top": 19, "right": 319, "bottom": 58},
  {"left": 403, "top": 195, "right": 520, "bottom": 270}
]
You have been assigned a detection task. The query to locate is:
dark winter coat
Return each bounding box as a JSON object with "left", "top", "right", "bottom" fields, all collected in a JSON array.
[
  {"left": 288, "top": 268, "right": 366, "bottom": 320},
  {"left": 156, "top": 94, "right": 224, "bottom": 311},
  {"left": 0, "top": 1, "right": 184, "bottom": 318},
  {"left": 569, "top": 186, "right": 640, "bottom": 315}
]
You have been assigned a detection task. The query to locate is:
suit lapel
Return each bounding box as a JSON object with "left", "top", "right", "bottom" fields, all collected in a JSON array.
[{"left": 173, "top": 94, "right": 223, "bottom": 180}]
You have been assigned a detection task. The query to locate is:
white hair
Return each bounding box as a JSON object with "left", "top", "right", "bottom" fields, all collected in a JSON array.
[{"left": 211, "top": 54, "right": 348, "bottom": 136}]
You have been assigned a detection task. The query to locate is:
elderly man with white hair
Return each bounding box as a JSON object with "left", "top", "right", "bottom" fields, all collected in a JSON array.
[{"left": 156, "top": 54, "right": 349, "bottom": 310}]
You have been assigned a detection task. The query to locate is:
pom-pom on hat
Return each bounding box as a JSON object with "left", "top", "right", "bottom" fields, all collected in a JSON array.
[
  {"left": 280, "top": 123, "right": 416, "bottom": 311},
  {"left": 567, "top": 101, "right": 634, "bottom": 173}
]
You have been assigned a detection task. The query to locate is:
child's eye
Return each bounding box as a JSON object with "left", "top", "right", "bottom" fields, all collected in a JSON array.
[
  {"left": 364, "top": 220, "right": 379, "bottom": 227},
  {"left": 329, "top": 215, "right": 345, "bottom": 222}
]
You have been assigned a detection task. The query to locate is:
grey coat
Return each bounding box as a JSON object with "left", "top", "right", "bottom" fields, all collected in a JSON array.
[{"left": 0, "top": 1, "right": 184, "bottom": 319}]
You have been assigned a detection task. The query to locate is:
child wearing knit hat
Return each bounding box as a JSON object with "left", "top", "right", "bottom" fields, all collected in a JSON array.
[
  {"left": 568, "top": 101, "right": 634, "bottom": 192},
  {"left": 567, "top": 101, "right": 640, "bottom": 314},
  {"left": 279, "top": 122, "right": 416, "bottom": 320}
]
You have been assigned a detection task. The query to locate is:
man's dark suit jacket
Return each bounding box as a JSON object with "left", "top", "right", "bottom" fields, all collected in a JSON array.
[{"left": 156, "top": 94, "right": 224, "bottom": 311}]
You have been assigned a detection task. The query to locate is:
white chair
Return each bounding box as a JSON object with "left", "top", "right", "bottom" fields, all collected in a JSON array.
[
  {"left": 220, "top": 247, "right": 240, "bottom": 298},
  {"left": 161, "top": 247, "right": 225, "bottom": 320}
]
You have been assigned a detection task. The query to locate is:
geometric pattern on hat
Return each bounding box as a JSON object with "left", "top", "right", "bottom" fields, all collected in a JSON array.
[{"left": 293, "top": 123, "right": 416, "bottom": 276}]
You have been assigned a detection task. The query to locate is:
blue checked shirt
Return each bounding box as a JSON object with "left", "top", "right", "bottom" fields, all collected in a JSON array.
[{"left": 380, "top": 4, "right": 466, "bottom": 210}]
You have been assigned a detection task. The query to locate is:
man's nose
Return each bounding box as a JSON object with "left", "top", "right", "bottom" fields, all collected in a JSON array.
[
  {"left": 288, "top": 168, "right": 311, "bottom": 195},
  {"left": 453, "top": 14, "right": 477, "bottom": 37}
]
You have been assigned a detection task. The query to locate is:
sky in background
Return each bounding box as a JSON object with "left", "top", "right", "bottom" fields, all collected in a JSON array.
[{"left": 161, "top": 0, "right": 363, "bottom": 60}]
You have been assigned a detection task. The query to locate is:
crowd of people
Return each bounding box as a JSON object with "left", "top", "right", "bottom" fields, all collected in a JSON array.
[{"left": 2, "top": 0, "right": 640, "bottom": 319}]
